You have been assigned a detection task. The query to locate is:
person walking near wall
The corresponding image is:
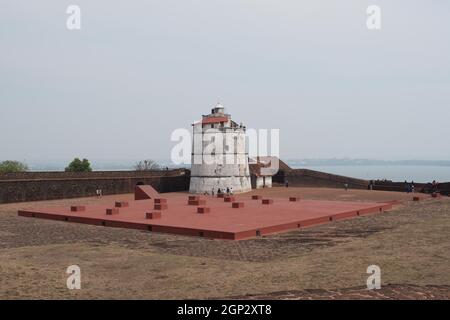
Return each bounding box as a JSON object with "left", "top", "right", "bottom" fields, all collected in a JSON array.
[{"left": 432, "top": 180, "right": 438, "bottom": 193}]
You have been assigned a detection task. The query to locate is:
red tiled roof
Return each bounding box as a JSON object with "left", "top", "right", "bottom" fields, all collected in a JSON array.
[{"left": 201, "top": 116, "right": 229, "bottom": 124}]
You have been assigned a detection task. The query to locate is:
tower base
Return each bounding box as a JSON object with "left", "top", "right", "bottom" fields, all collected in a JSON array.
[{"left": 189, "top": 176, "right": 251, "bottom": 194}]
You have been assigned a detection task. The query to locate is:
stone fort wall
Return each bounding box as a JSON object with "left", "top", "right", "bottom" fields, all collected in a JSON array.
[
  {"left": 1, "top": 166, "right": 447, "bottom": 204},
  {"left": 275, "top": 168, "right": 450, "bottom": 195},
  {"left": 0, "top": 169, "right": 190, "bottom": 204},
  {"left": 281, "top": 168, "right": 369, "bottom": 189}
]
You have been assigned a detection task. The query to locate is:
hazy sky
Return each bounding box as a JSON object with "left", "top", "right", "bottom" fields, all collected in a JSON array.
[{"left": 1, "top": 0, "right": 449, "bottom": 164}]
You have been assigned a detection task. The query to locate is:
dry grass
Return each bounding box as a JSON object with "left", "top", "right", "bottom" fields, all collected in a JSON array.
[{"left": 0, "top": 188, "right": 449, "bottom": 299}]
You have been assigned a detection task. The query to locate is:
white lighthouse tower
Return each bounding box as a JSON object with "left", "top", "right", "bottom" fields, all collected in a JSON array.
[{"left": 189, "top": 103, "right": 252, "bottom": 194}]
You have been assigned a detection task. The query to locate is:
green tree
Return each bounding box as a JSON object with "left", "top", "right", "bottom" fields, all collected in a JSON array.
[
  {"left": 65, "top": 158, "right": 92, "bottom": 172},
  {"left": 0, "top": 160, "right": 29, "bottom": 173}
]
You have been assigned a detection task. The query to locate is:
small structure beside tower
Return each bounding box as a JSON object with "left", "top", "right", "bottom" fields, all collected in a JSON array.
[{"left": 189, "top": 103, "right": 252, "bottom": 194}]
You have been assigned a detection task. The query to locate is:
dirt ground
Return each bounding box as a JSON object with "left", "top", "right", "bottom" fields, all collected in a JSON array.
[{"left": 0, "top": 187, "right": 449, "bottom": 300}]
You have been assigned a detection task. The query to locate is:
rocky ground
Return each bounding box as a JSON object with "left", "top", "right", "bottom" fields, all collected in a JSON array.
[{"left": 0, "top": 187, "right": 449, "bottom": 299}]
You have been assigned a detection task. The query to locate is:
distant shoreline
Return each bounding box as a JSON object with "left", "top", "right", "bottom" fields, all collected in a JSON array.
[{"left": 6, "top": 159, "right": 450, "bottom": 183}]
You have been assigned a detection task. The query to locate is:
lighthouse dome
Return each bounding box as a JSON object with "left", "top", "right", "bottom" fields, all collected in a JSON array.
[{"left": 212, "top": 103, "right": 225, "bottom": 115}]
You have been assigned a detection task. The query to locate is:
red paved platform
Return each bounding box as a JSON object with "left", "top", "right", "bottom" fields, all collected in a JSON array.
[{"left": 18, "top": 190, "right": 393, "bottom": 240}]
